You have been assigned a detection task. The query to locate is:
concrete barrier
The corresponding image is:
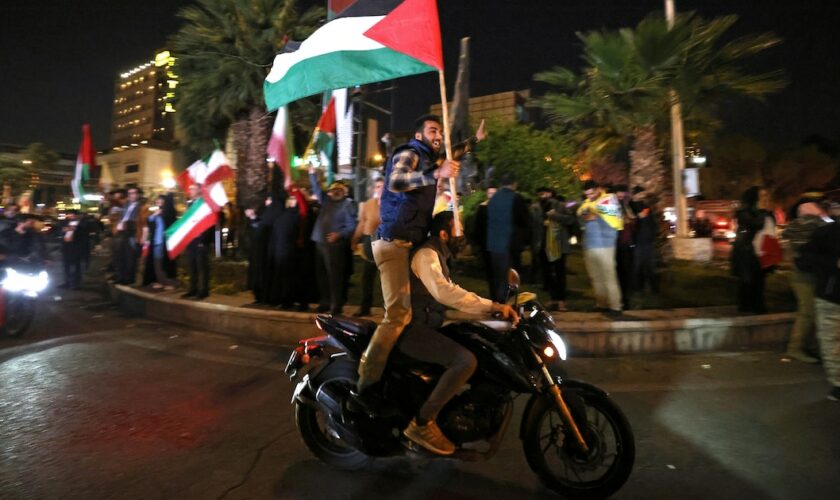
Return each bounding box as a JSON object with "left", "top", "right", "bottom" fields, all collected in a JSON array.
[{"left": 111, "top": 285, "right": 794, "bottom": 356}]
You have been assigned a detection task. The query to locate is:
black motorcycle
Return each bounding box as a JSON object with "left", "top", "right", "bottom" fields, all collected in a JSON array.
[{"left": 285, "top": 271, "right": 634, "bottom": 498}]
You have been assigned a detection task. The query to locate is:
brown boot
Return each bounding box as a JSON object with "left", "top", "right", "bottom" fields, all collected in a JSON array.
[{"left": 403, "top": 418, "right": 455, "bottom": 455}]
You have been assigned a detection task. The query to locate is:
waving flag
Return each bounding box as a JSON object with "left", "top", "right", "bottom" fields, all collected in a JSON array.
[
  {"left": 266, "top": 106, "right": 295, "bottom": 188},
  {"left": 303, "top": 98, "right": 337, "bottom": 180},
  {"left": 264, "top": 0, "right": 443, "bottom": 111},
  {"left": 72, "top": 124, "right": 96, "bottom": 200},
  {"left": 577, "top": 193, "right": 625, "bottom": 231},
  {"left": 166, "top": 150, "right": 232, "bottom": 258}
]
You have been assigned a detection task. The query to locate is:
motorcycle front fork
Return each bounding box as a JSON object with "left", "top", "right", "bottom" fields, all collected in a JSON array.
[{"left": 530, "top": 347, "right": 590, "bottom": 453}]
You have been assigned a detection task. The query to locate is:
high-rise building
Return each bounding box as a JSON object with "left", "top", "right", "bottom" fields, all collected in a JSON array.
[{"left": 110, "top": 50, "right": 177, "bottom": 150}]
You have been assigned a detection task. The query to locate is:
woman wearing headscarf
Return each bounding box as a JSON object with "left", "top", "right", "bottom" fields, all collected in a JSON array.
[{"left": 731, "top": 186, "right": 772, "bottom": 313}]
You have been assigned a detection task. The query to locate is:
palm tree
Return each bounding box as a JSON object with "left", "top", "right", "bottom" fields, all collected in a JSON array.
[
  {"left": 170, "top": 0, "right": 323, "bottom": 210},
  {"left": 534, "top": 12, "right": 785, "bottom": 209}
]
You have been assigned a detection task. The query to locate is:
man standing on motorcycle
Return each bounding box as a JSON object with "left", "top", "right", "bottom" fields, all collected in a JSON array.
[
  {"left": 398, "top": 211, "right": 518, "bottom": 455},
  {"left": 356, "top": 115, "right": 485, "bottom": 392}
]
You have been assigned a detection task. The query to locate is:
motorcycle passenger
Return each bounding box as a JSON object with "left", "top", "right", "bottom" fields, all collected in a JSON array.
[
  {"left": 399, "top": 211, "right": 518, "bottom": 455},
  {"left": 0, "top": 214, "right": 47, "bottom": 268}
]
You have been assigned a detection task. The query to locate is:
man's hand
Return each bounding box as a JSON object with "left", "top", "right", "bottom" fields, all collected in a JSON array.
[
  {"left": 436, "top": 159, "right": 460, "bottom": 179},
  {"left": 491, "top": 302, "right": 519, "bottom": 326},
  {"left": 326, "top": 232, "right": 340, "bottom": 243},
  {"left": 475, "top": 119, "right": 487, "bottom": 142}
]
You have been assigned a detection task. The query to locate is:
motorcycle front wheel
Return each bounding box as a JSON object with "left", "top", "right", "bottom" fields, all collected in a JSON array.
[
  {"left": 522, "top": 388, "right": 635, "bottom": 499},
  {"left": 1, "top": 294, "right": 35, "bottom": 338},
  {"left": 295, "top": 360, "right": 372, "bottom": 470}
]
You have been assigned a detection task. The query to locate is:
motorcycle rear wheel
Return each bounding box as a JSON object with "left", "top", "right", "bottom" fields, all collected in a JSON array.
[
  {"left": 1, "top": 294, "right": 35, "bottom": 338},
  {"left": 295, "top": 361, "right": 372, "bottom": 470},
  {"left": 522, "top": 388, "right": 635, "bottom": 499}
]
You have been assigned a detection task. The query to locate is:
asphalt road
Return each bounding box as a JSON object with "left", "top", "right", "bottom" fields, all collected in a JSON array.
[{"left": 1, "top": 284, "right": 838, "bottom": 500}]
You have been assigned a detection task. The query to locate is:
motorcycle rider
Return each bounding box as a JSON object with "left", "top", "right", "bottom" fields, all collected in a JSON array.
[
  {"left": 398, "top": 211, "right": 518, "bottom": 455},
  {"left": 357, "top": 115, "right": 486, "bottom": 393},
  {"left": 0, "top": 214, "right": 47, "bottom": 266}
]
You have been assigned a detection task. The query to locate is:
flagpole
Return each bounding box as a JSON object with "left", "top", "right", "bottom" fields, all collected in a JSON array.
[{"left": 437, "top": 70, "right": 463, "bottom": 237}]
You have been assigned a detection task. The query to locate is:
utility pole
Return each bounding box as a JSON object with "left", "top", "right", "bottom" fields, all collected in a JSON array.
[{"left": 666, "top": 0, "right": 689, "bottom": 238}]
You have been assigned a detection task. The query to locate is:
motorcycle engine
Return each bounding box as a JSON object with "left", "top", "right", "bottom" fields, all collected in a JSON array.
[{"left": 439, "top": 383, "right": 509, "bottom": 445}]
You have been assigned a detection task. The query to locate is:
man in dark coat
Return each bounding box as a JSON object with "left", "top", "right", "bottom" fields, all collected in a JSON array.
[
  {"left": 181, "top": 184, "right": 214, "bottom": 300},
  {"left": 59, "top": 210, "right": 90, "bottom": 289},
  {"left": 486, "top": 173, "right": 530, "bottom": 303}
]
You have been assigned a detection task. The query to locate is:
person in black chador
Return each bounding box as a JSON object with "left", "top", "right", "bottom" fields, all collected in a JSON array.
[{"left": 731, "top": 186, "right": 772, "bottom": 313}]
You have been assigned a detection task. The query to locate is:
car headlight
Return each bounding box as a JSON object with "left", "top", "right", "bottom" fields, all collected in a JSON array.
[{"left": 546, "top": 329, "right": 568, "bottom": 361}]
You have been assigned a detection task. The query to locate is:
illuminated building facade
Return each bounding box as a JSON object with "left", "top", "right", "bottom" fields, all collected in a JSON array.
[{"left": 110, "top": 50, "right": 178, "bottom": 150}]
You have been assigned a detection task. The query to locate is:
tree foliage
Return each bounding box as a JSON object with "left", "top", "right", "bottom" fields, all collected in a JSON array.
[{"left": 474, "top": 120, "right": 579, "bottom": 199}]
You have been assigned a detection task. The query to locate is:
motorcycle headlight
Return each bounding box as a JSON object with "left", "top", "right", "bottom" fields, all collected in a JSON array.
[
  {"left": 1, "top": 268, "right": 48, "bottom": 295},
  {"left": 546, "top": 329, "right": 568, "bottom": 361}
]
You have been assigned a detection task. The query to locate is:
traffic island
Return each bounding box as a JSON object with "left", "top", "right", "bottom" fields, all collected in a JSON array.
[{"left": 110, "top": 284, "right": 794, "bottom": 356}]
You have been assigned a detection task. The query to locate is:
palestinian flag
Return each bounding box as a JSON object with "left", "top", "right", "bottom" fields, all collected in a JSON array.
[
  {"left": 72, "top": 124, "right": 96, "bottom": 200},
  {"left": 264, "top": 0, "right": 443, "bottom": 111},
  {"left": 266, "top": 106, "right": 294, "bottom": 188},
  {"left": 166, "top": 150, "right": 232, "bottom": 258},
  {"left": 303, "top": 98, "right": 337, "bottom": 178}
]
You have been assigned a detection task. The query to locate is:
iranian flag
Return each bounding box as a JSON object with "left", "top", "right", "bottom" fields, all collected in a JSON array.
[
  {"left": 266, "top": 106, "right": 294, "bottom": 188},
  {"left": 303, "top": 97, "right": 337, "bottom": 177},
  {"left": 264, "top": 0, "right": 443, "bottom": 111},
  {"left": 72, "top": 124, "right": 96, "bottom": 200},
  {"left": 166, "top": 150, "right": 232, "bottom": 258}
]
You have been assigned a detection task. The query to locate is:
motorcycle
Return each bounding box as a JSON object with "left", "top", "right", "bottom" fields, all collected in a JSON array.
[
  {"left": 0, "top": 265, "right": 48, "bottom": 338},
  {"left": 285, "top": 270, "right": 635, "bottom": 499}
]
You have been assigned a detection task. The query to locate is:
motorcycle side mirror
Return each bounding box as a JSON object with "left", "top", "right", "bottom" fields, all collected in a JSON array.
[{"left": 507, "top": 269, "right": 521, "bottom": 306}]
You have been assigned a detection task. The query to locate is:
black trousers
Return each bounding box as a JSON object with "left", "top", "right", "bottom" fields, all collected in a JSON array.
[
  {"left": 540, "top": 252, "right": 567, "bottom": 301},
  {"left": 616, "top": 245, "right": 634, "bottom": 308},
  {"left": 63, "top": 254, "right": 82, "bottom": 288},
  {"left": 488, "top": 251, "right": 512, "bottom": 303},
  {"left": 633, "top": 243, "right": 659, "bottom": 293},
  {"left": 187, "top": 244, "right": 210, "bottom": 296},
  {"left": 316, "top": 241, "right": 348, "bottom": 313},
  {"left": 397, "top": 311, "right": 477, "bottom": 422},
  {"left": 738, "top": 267, "right": 767, "bottom": 314},
  {"left": 116, "top": 233, "right": 139, "bottom": 285}
]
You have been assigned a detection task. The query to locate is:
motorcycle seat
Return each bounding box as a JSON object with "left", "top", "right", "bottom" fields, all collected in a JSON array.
[{"left": 331, "top": 316, "right": 377, "bottom": 338}]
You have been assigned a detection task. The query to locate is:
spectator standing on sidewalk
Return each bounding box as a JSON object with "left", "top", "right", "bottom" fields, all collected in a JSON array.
[
  {"left": 614, "top": 185, "right": 636, "bottom": 310},
  {"left": 59, "top": 210, "right": 87, "bottom": 289},
  {"left": 537, "top": 188, "right": 575, "bottom": 311},
  {"left": 472, "top": 183, "right": 497, "bottom": 297},
  {"left": 309, "top": 166, "right": 357, "bottom": 316},
  {"left": 486, "top": 173, "right": 530, "bottom": 303},
  {"left": 795, "top": 218, "right": 840, "bottom": 401},
  {"left": 782, "top": 193, "right": 832, "bottom": 363},
  {"left": 351, "top": 177, "right": 384, "bottom": 317},
  {"left": 577, "top": 180, "right": 624, "bottom": 315},
  {"left": 114, "top": 187, "right": 147, "bottom": 285},
  {"left": 182, "top": 184, "right": 214, "bottom": 300},
  {"left": 630, "top": 187, "right": 660, "bottom": 302},
  {"left": 731, "top": 186, "right": 772, "bottom": 313},
  {"left": 142, "top": 194, "right": 179, "bottom": 289}
]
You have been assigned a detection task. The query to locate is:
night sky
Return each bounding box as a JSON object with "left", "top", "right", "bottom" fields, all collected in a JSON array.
[{"left": 1, "top": 0, "right": 838, "bottom": 154}]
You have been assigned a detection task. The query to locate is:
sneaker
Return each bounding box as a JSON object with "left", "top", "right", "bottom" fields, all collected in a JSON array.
[
  {"left": 786, "top": 350, "right": 819, "bottom": 364},
  {"left": 828, "top": 386, "right": 840, "bottom": 402},
  {"left": 403, "top": 418, "right": 455, "bottom": 455}
]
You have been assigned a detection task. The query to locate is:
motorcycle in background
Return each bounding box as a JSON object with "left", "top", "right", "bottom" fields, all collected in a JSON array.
[
  {"left": 0, "top": 265, "right": 48, "bottom": 337},
  {"left": 285, "top": 270, "right": 635, "bottom": 499}
]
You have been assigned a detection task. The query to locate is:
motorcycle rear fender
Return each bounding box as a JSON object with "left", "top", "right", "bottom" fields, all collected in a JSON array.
[
  {"left": 291, "top": 353, "right": 351, "bottom": 406},
  {"left": 518, "top": 378, "right": 610, "bottom": 440}
]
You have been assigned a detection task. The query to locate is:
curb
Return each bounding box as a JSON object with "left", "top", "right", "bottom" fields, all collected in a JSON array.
[{"left": 110, "top": 285, "right": 794, "bottom": 356}]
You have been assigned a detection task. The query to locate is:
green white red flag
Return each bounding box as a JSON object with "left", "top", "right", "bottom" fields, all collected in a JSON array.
[
  {"left": 166, "top": 150, "right": 232, "bottom": 258},
  {"left": 303, "top": 97, "right": 337, "bottom": 179},
  {"left": 72, "top": 124, "right": 96, "bottom": 200},
  {"left": 263, "top": 0, "right": 443, "bottom": 111},
  {"left": 266, "top": 106, "right": 294, "bottom": 188}
]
